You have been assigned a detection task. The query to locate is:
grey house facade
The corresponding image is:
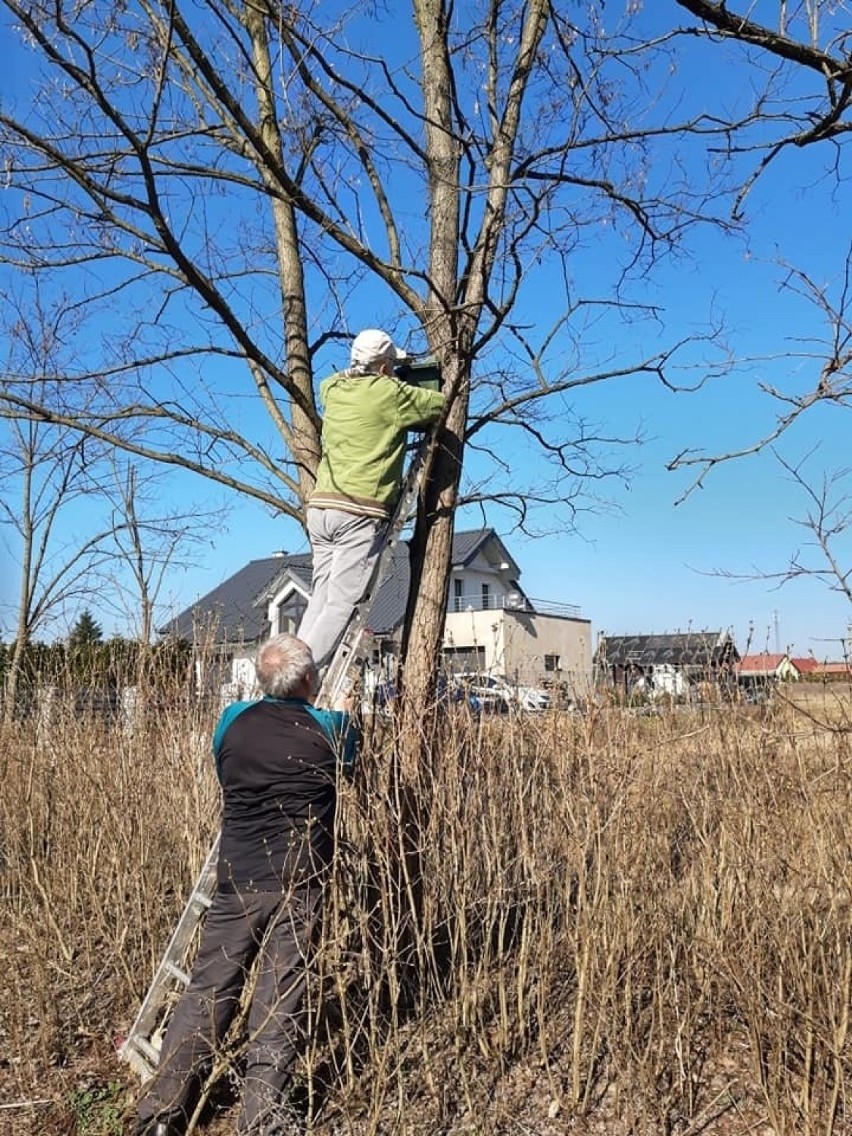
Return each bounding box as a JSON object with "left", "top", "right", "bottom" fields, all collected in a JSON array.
[
  {"left": 595, "top": 631, "right": 740, "bottom": 697},
  {"left": 163, "top": 528, "right": 592, "bottom": 695}
]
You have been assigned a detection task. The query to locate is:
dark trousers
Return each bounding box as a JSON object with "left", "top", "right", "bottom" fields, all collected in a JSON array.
[{"left": 136, "top": 886, "right": 321, "bottom": 1135}]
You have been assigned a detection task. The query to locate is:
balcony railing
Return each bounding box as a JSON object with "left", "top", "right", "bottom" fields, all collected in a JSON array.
[{"left": 449, "top": 593, "right": 581, "bottom": 619}]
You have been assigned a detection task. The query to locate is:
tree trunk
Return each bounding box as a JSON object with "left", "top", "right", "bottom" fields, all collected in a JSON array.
[
  {"left": 244, "top": 0, "right": 321, "bottom": 505},
  {"left": 4, "top": 460, "right": 34, "bottom": 725},
  {"left": 398, "top": 357, "right": 469, "bottom": 765}
]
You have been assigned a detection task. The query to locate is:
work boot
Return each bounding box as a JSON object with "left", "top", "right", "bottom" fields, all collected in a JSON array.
[{"left": 133, "top": 1116, "right": 184, "bottom": 1136}]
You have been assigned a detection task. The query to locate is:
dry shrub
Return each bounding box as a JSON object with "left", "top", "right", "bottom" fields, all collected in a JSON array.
[{"left": 0, "top": 678, "right": 849, "bottom": 1136}]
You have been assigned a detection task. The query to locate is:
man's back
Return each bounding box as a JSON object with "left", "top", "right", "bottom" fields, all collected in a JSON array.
[
  {"left": 214, "top": 697, "right": 339, "bottom": 892},
  {"left": 311, "top": 371, "right": 444, "bottom": 517}
]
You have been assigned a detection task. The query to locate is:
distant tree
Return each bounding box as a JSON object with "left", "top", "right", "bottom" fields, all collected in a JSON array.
[
  {"left": 0, "top": 288, "right": 125, "bottom": 720},
  {"left": 102, "top": 459, "right": 223, "bottom": 647},
  {"left": 66, "top": 610, "right": 106, "bottom": 682},
  {"left": 0, "top": 286, "right": 223, "bottom": 711},
  {"left": 68, "top": 610, "right": 104, "bottom": 650}
]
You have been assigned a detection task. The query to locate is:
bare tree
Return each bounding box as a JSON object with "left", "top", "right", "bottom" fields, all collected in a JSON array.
[
  {"left": 668, "top": 1, "right": 852, "bottom": 488},
  {"left": 707, "top": 448, "right": 852, "bottom": 603},
  {"left": 671, "top": 245, "right": 852, "bottom": 497},
  {"left": 674, "top": 2, "right": 852, "bottom": 210},
  {"left": 1, "top": 1, "right": 768, "bottom": 714},
  {"left": 99, "top": 459, "right": 226, "bottom": 646},
  {"left": 774, "top": 450, "right": 852, "bottom": 605},
  {"left": 659, "top": 2, "right": 852, "bottom": 616},
  {"left": 0, "top": 292, "right": 121, "bottom": 716}
]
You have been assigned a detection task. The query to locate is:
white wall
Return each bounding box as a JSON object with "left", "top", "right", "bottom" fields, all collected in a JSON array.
[
  {"left": 443, "top": 608, "right": 506, "bottom": 669},
  {"left": 450, "top": 557, "right": 514, "bottom": 610},
  {"left": 443, "top": 610, "right": 592, "bottom": 692},
  {"left": 231, "top": 652, "right": 258, "bottom": 697}
]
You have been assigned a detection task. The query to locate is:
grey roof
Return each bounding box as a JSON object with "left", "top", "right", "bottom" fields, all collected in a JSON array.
[
  {"left": 598, "top": 632, "right": 739, "bottom": 668},
  {"left": 161, "top": 530, "right": 500, "bottom": 644},
  {"left": 162, "top": 553, "right": 312, "bottom": 643},
  {"left": 451, "top": 528, "right": 492, "bottom": 565},
  {"left": 364, "top": 543, "right": 411, "bottom": 636},
  {"left": 451, "top": 527, "right": 519, "bottom": 575}
]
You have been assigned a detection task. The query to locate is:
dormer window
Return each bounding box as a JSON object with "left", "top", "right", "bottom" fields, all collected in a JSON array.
[{"left": 276, "top": 593, "right": 307, "bottom": 635}]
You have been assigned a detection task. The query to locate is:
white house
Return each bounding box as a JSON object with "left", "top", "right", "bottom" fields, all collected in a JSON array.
[
  {"left": 164, "top": 527, "right": 592, "bottom": 697},
  {"left": 442, "top": 531, "right": 590, "bottom": 690}
]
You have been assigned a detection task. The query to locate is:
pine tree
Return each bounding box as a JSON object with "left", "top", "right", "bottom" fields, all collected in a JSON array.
[{"left": 68, "top": 610, "right": 104, "bottom": 649}]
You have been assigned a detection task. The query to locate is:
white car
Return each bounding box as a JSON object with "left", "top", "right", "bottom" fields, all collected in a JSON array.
[
  {"left": 515, "top": 684, "right": 551, "bottom": 711},
  {"left": 452, "top": 673, "right": 551, "bottom": 712}
]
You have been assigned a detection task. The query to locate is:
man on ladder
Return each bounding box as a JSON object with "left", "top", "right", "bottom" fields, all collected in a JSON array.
[
  {"left": 297, "top": 328, "right": 445, "bottom": 670},
  {"left": 133, "top": 634, "right": 355, "bottom": 1136}
]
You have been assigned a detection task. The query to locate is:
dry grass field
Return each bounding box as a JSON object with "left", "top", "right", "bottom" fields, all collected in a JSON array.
[{"left": 1, "top": 682, "right": 850, "bottom": 1135}]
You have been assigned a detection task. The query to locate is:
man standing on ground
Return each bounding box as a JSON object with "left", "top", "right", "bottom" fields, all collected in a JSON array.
[
  {"left": 297, "top": 328, "right": 445, "bottom": 670},
  {"left": 134, "top": 634, "right": 355, "bottom": 1136}
]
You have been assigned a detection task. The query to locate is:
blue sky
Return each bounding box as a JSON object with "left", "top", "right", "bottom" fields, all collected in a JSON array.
[{"left": 1, "top": 2, "right": 850, "bottom": 659}]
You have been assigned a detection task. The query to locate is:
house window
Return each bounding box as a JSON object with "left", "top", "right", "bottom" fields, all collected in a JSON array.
[
  {"left": 453, "top": 578, "right": 463, "bottom": 612},
  {"left": 544, "top": 654, "right": 561, "bottom": 672},
  {"left": 481, "top": 583, "right": 490, "bottom": 609},
  {"left": 442, "top": 645, "right": 486, "bottom": 670},
  {"left": 276, "top": 594, "right": 307, "bottom": 635}
]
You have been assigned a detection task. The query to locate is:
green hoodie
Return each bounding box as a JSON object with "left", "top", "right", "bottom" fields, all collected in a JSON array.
[{"left": 310, "top": 371, "right": 445, "bottom": 519}]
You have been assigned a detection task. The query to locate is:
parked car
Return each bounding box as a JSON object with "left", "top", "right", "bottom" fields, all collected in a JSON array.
[
  {"left": 451, "top": 673, "right": 551, "bottom": 712},
  {"left": 515, "top": 683, "right": 551, "bottom": 711},
  {"left": 455, "top": 674, "right": 510, "bottom": 713}
]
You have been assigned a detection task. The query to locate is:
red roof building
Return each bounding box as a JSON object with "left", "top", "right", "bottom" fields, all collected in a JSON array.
[
  {"left": 736, "top": 654, "right": 799, "bottom": 680},
  {"left": 812, "top": 662, "right": 851, "bottom": 678}
]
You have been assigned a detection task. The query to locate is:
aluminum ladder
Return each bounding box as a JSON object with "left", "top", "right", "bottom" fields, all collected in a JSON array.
[{"left": 119, "top": 434, "right": 433, "bottom": 1079}]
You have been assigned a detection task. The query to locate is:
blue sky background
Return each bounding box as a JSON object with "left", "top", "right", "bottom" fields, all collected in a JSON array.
[{"left": 1, "top": 2, "right": 850, "bottom": 659}]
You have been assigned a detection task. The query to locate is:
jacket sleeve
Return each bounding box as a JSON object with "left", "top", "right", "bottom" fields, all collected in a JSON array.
[{"left": 394, "top": 380, "right": 445, "bottom": 429}]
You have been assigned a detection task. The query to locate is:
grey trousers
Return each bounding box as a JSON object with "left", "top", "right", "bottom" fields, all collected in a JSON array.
[
  {"left": 135, "top": 887, "right": 321, "bottom": 1136},
  {"left": 297, "top": 507, "right": 386, "bottom": 669}
]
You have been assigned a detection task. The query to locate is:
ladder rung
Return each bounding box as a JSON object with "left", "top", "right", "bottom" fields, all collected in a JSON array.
[
  {"left": 164, "top": 961, "right": 191, "bottom": 986},
  {"left": 119, "top": 1035, "right": 159, "bottom": 1080}
]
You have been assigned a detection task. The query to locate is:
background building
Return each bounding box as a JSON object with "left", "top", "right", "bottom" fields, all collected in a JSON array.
[{"left": 163, "top": 528, "right": 592, "bottom": 699}]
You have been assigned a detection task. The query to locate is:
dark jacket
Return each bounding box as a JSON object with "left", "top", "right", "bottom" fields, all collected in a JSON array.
[{"left": 211, "top": 697, "right": 352, "bottom": 893}]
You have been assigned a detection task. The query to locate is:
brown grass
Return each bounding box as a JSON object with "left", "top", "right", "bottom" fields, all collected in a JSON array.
[{"left": 1, "top": 683, "right": 850, "bottom": 1135}]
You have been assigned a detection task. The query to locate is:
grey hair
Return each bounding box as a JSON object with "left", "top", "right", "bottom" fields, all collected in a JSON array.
[
  {"left": 347, "top": 361, "right": 386, "bottom": 377},
  {"left": 255, "top": 634, "right": 317, "bottom": 698}
]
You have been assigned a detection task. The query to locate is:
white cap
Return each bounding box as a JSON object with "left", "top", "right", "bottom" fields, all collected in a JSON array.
[{"left": 350, "top": 328, "right": 407, "bottom": 371}]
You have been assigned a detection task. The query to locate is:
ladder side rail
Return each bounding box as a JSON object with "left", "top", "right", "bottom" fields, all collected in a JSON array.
[{"left": 120, "top": 833, "right": 221, "bottom": 1069}]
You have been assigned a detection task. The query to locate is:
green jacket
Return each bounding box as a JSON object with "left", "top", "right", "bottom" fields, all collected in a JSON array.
[{"left": 310, "top": 371, "right": 445, "bottom": 519}]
